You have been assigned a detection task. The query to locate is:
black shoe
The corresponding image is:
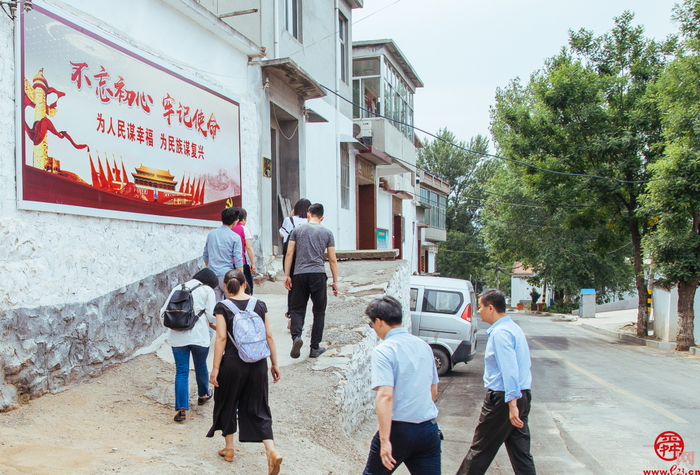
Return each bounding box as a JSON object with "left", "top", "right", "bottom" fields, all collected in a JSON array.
[
  {"left": 174, "top": 410, "right": 186, "bottom": 422},
  {"left": 290, "top": 337, "right": 303, "bottom": 359},
  {"left": 198, "top": 391, "right": 213, "bottom": 405},
  {"left": 309, "top": 347, "right": 326, "bottom": 358}
]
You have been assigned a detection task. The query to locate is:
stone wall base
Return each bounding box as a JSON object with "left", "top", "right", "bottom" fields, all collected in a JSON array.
[{"left": 0, "top": 258, "right": 202, "bottom": 411}]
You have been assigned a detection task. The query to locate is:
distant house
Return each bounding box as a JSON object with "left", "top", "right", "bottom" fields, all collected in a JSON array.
[
  {"left": 510, "top": 262, "right": 545, "bottom": 305},
  {"left": 416, "top": 168, "right": 449, "bottom": 274}
]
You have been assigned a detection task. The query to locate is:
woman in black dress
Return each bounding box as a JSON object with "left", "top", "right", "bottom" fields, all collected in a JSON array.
[{"left": 207, "top": 269, "right": 282, "bottom": 475}]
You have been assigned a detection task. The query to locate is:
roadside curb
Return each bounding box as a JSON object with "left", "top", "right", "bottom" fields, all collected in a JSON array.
[{"left": 580, "top": 323, "right": 677, "bottom": 351}]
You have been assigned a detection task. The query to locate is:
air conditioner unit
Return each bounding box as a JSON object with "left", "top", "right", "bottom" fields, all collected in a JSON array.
[
  {"left": 353, "top": 121, "right": 373, "bottom": 147},
  {"left": 357, "top": 121, "right": 373, "bottom": 138}
]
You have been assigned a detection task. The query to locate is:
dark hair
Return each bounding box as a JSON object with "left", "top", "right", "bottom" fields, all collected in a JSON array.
[
  {"left": 365, "top": 295, "right": 403, "bottom": 326},
  {"left": 308, "top": 203, "right": 324, "bottom": 218},
  {"left": 480, "top": 289, "right": 506, "bottom": 313},
  {"left": 221, "top": 207, "right": 239, "bottom": 225},
  {"left": 238, "top": 208, "right": 247, "bottom": 221},
  {"left": 192, "top": 268, "right": 218, "bottom": 290},
  {"left": 293, "top": 199, "right": 311, "bottom": 219},
  {"left": 224, "top": 269, "right": 246, "bottom": 296}
]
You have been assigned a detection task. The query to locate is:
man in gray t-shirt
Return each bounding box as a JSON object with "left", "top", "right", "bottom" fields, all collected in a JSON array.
[{"left": 284, "top": 203, "right": 339, "bottom": 359}]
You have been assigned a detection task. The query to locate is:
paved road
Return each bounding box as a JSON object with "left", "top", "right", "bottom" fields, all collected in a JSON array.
[{"left": 434, "top": 313, "right": 700, "bottom": 475}]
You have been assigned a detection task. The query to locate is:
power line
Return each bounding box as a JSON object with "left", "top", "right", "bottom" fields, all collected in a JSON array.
[
  {"left": 477, "top": 189, "right": 596, "bottom": 209},
  {"left": 320, "top": 84, "right": 675, "bottom": 185},
  {"left": 466, "top": 194, "right": 593, "bottom": 210},
  {"left": 288, "top": 0, "right": 403, "bottom": 59},
  {"left": 484, "top": 217, "right": 563, "bottom": 229},
  {"left": 440, "top": 249, "right": 488, "bottom": 255}
]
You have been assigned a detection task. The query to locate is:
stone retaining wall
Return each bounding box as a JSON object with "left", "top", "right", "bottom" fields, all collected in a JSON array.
[
  {"left": 0, "top": 258, "right": 200, "bottom": 411},
  {"left": 337, "top": 261, "right": 410, "bottom": 434}
]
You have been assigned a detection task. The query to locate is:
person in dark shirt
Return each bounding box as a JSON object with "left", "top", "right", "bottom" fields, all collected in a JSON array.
[
  {"left": 284, "top": 203, "right": 339, "bottom": 359},
  {"left": 207, "top": 269, "right": 282, "bottom": 475}
]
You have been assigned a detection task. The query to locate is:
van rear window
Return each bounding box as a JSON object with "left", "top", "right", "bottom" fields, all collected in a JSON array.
[{"left": 422, "top": 289, "right": 463, "bottom": 315}]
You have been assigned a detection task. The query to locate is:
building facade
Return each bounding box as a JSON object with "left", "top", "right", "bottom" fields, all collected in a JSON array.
[
  {"left": 0, "top": 0, "right": 266, "bottom": 410},
  {"left": 416, "top": 169, "right": 448, "bottom": 274},
  {"left": 0, "top": 0, "right": 436, "bottom": 410},
  {"left": 206, "top": 0, "right": 364, "bottom": 259},
  {"left": 352, "top": 39, "right": 423, "bottom": 273}
]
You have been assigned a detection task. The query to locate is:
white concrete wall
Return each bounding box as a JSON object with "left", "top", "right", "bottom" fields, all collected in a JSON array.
[
  {"left": 653, "top": 286, "right": 700, "bottom": 344},
  {"left": 376, "top": 189, "right": 393, "bottom": 247},
  {"left": 338, "top": 149, "right": 358, "bottom": 250},
  {"left": 303, "top": 97, "right": 356, "bottom": 250},
  {"left": 401, "top": 195, "right": 418, "bottom": 273},
  {"left": 510, "top": 276, "right": 544, "bottom": 305},
  {"left": 428, "top": 250, "right": 436, "bottom": 273},
  {"left": 0, "top": 0, "right": 264, "bottom": 409},
  {"left": 0, "top": 0, "right": 263, "bottom": 311}
]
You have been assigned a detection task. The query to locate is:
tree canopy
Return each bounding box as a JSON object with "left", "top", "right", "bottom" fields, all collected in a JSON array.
[{"left": 488, "top": 12, "right": 677, "bottom": 335}]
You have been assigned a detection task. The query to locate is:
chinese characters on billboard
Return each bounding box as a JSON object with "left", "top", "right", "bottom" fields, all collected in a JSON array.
[{"left": 19, "top": 4, "right": 242, "bottom": 223}]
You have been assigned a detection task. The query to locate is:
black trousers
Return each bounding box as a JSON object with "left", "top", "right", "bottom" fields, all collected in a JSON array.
[
  {"left": 289, "top": 272, "right": 328, "bottom": 350},
  {"left": 456, "top": 389, "right": 536, "bottom": 475},
  {"left": 243, "top": 264, "right": 254, "bottom": 295},
  {"left": 206, "top": 355, "right": 272, "bottom": 442}
]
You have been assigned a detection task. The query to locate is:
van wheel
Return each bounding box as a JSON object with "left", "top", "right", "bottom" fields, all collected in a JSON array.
[{"left": 433, "top": 348, "right": 450, "bottom": 376}]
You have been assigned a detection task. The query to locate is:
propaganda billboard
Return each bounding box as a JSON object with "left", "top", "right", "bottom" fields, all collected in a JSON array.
[{"left": 16, "top": 2, "right": 242, "bottom": 224}]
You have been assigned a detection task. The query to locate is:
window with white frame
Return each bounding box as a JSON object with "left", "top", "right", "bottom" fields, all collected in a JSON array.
[
  {"left": 285, "top": 0, "right": 300, "bottom": 41},
  {"left": 339, "top": 15, "right": 348, "bottom": 83},
  {"left": 383, "top": 58, "right": 414, "bottom": 142},
  {"left": 352, "top": 57, "right": 414, "bottom": 142},
  {"left": 352, "top": 58, "right": 381, "bottom": 119},
  {"left": 340, "top": 143, "right": 350, "bottom": 209},
  {"left": 422, "top": 189, "right": 446, "bottom": 230}
]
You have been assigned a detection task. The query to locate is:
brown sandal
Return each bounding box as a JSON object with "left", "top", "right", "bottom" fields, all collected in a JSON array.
[
  {"left": 173, "top": 410, "right": 186, "bottom": 422},
  {"left": 219, "top": 448, "right": 234, "bottom": 462},
  {"left": 268, "top": 450, "right": 282, "bottom": 475}
]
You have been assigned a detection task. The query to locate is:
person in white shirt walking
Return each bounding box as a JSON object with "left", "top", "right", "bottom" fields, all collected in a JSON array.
[
  {"left": 456, "top": 289, "right": 535, "bottom": 475},
  {"left": 362, "top": 295, "right": 442, "bottom": 475},
  {"left": 160, "top": 268, "right": 218, "bottom": 423}
]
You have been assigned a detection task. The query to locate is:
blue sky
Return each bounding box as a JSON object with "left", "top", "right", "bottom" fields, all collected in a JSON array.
[{"left": 353, "top": 0, "right": 679, "bottom": 151}]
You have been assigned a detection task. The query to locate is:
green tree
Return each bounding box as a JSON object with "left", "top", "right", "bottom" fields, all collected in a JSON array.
[
  {"left": 418, "top": 130, "right": 494, "bottom": 281},
  {"left": 490, "top": 12, "right": 676, "bottom": 336},
  {"left": 645, "top": 0, "right": 700, "bottom": 350},
  {"left": 481, "top": 167, "right": 635, "bottom": 302}
]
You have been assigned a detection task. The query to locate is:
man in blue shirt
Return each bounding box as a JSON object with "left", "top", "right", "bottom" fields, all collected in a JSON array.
[
  {"left": 456, "top": 289, "right": 536, "bottom": 475},
  {"left": 202, "top": 207, "right": 244, "bottom": 301},
  {"left": 362, "top": 295, "right": 441, "bottom": 475}
]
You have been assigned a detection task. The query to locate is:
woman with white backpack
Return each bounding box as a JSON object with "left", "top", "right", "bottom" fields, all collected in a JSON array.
[{"left": 206, "top": 269, "right": 283, "bottom": 475}]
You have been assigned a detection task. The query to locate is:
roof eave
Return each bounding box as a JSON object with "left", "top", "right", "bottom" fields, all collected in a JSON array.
[
  {"left": 353, "top": 39, "right": 423, "bottom": 88},
  {"left": 161, "top": 0, "right": 264, "bottom": 57}
]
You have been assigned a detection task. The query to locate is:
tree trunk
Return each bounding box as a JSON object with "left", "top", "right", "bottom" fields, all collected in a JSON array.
[
  {"left": 675, "top": 280, "right": 698, "bottom": 352},
  {"left": 630, "top": 221, "right": 649, "bottom": 337}
]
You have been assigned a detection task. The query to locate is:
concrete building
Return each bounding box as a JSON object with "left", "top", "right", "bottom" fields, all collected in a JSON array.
[
  {"left": 0, "top": 0, "right": 432, "bottom": 410},
  {"left": 510, "top": 262, "right": 546, "bottom": 307},
  {"left": 0, "top": 0, "right": 266, "bottom": 410},
  {"left": 416, "top": 168, "right": 448, "bottom": 274},
  {"left": 352, "top": 39, "right": 423, "bottom": 273},
  {"left": 206, "top": 0, "right": 364, "bottom": 259}
]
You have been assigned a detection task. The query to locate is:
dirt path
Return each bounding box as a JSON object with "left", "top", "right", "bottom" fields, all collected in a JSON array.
[
  {"left": 0, "top": 261, "right": 401, "bottom": 475},
  {"left": 0, "top": 351, "right": 375, "bottom": 474}
]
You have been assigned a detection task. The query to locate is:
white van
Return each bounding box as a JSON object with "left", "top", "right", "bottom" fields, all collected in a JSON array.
[{"left": 409, "top": 276, "right": 479, "bottom": 376}]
